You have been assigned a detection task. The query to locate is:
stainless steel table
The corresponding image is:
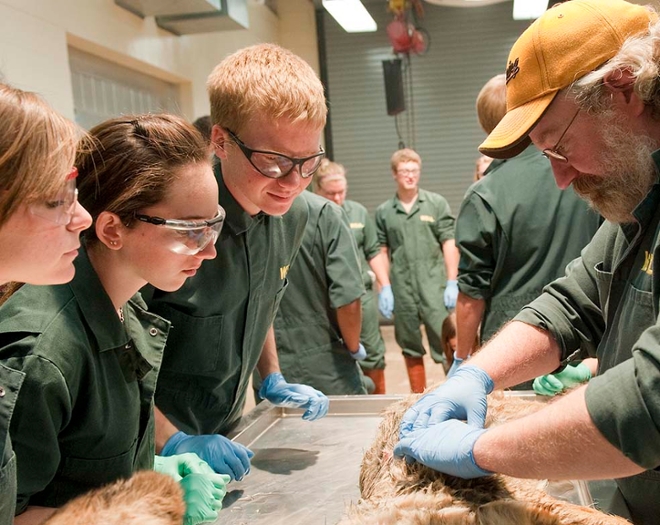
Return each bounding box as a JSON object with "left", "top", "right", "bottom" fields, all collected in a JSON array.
[{"left": 218, "top": 395, "right": 624, "bottom": 524}]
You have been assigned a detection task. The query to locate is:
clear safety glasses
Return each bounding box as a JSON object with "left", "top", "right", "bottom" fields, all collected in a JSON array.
[
  {"left": 134, "top": 205, "right": 226, "bottom": 255},
  {"left": 29, "top": 167, "right": 79, "bottom": 226},
  {"left": 227, "top": 129, "right": 325, "bottom": 179}
]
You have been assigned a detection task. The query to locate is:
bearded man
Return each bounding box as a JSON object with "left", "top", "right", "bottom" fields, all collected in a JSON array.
[{"left": 393, "top": 2, "right": 660, "bottom": 524}]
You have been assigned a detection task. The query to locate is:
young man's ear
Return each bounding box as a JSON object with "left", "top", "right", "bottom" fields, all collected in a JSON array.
[
  {"left": 211, "top": 125, "right": 229, "bottom": 160},
  {"left": 95, "top": 211, "right": 124, "bottom": 250}
]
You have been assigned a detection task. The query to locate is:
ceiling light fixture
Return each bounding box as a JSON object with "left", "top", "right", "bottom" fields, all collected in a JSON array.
[
  {"left": 513, "top": 0, "right": 549, "bottom": 20},
  {"left": 322, "top": 0, "right": 377, "bottom": 33}
]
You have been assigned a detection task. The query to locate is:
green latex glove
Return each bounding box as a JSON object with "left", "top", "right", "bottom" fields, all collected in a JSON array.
[
  {"left": 154, "top": 452, "right": 216, "bottom": 481},
  {"left": 181, "top": 472, "right": 230, "bottom": 525},
  {"left": 154, "top": 453, "right": 230, "bottom": 524},
  {"left": 533, "top": 362, "right": 592, "bottom": 396}
]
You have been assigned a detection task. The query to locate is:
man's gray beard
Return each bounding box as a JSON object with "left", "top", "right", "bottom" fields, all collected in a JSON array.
[{"left": 572, "top": 116, "right": 657, "bottom": 224}]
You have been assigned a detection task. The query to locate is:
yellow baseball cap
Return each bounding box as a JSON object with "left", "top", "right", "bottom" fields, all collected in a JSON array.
[{"left": 479, "top": 0, "right": 656, "bottom": 159}]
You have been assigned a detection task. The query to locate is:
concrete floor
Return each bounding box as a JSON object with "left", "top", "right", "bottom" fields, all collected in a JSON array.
[{"left": 243, "top": 324, "right": 448, "bottom": 415}]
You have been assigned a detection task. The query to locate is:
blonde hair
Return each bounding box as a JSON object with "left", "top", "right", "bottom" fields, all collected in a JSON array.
[
  {"left": 0, "top": 83, "right": 81, "bottom": 227},
  {"left": 572, "top": 8, "right": 660, "bottom": 117},
  {"left": 313, "top": 158, "right": 346, "bottom": 193},
  {"left": 476, "top": 74, "right": 507, "bottom": 134},
  {"left": 207, "top": 43, "right": 327, "bottom": 134},
  {"left": 390, "top": 148, "right": 421, "bottom": 172}
]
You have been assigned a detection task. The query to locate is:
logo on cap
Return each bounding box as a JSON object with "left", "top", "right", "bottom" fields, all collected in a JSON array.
[{"left": 506, "top": 58, "right": 520, "bottom": 85}]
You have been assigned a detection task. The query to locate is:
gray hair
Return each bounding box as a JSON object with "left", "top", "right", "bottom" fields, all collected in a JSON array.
[{"left": 569, "top": 9, "right": 660, "bottom": 118}]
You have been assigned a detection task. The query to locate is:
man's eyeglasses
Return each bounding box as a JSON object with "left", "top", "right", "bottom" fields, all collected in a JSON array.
[
  {"left": 226, "top": 129, "right": 325, "bottom": 179},
  {"left": 134, "top": 205, "right": 226, "bottom": 255},
  {"left": 396, "top": 168, "right": 420, "bottom": 176},
  {"left": 542, "top": 107, "right": 581, "bottom": 163},
  {"left": 29, "top": 167, "right": 79, "bottom": 226}
]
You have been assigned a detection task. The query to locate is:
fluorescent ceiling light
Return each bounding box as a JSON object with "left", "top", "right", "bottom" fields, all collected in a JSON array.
[
  {"left": 513, "top": 0, "right": 548, "bottom": 20},
  {"left": 322, "top": 0, "right": 377, "bottom": 33}
]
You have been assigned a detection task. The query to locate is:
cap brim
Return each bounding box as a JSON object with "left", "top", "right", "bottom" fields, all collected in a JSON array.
[{"left": 479, "top": 91, "right": 557, "bottom": 159}]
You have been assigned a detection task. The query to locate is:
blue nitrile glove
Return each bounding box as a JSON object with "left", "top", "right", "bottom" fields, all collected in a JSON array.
[
  {"left": 444, "top": 280, "right": 459, "bottom": 309},
  {"left": 349, "top": 343, "right": 367, "bottom": 361},
  {"left": 161, "top": 431, "right": 254, "bottom": 482},
  {"left": 394, "top": 420, "right": 491, "bottom": 479},
  {"left": 446, "top": 352, "right": 465, "bottom": 379},
  {"left": 399, "top": 365, "right": 494, "bottom": 439},
  {"left": 180, "top": 472, "right": 230, "bottom": 525},
  {"left": 378, "top": 285, "right": 394, "bottom": 319},
  {"left": 533, "top": 362, "right": 592, "bottom": 396},
  {"left": 259, "top": 372, "right": 329, "bottom": 421}
]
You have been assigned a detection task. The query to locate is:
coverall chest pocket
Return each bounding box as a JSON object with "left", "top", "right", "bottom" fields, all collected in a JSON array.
[
  {"left": 51, "top": 438, "right": 138, "bottom": 505},
  {"left": 0, "top": 451, "right": 16, "bottom": 519},
  {"left": 594, "top": 262, "right": 613, "bottom": 317},
  {"left": 158, "top": 304, "right": 223, "bottom": 374},
  {"left": 272, "top": 280, "right": 289, "bottom": 317},
  {"left": 601, "top": 284, "right": 654, "bottom": 371}
]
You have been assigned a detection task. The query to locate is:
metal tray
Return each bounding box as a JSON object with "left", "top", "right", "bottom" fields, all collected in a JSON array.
[{"left": 218, "top": 394, "right": 623, "bottom": 524}]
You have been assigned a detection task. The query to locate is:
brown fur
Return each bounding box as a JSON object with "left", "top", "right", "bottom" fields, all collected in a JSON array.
[
  {"left": 340, "top": 393, "right": 630, "bottom": 525},
  {"left": 43, "top": 471, "right": 184, "bottom": 525}
]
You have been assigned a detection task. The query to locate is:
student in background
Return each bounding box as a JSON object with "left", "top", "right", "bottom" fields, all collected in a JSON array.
[
  {"left": 314, "top": 160, "right": 390, "bottom": 394},
  {"left": 375, "top": 148, "right": 460, "bottom": 393}
]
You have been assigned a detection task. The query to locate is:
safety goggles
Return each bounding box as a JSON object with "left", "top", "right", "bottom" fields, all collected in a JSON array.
[
  {"left": 134, "top": 205, "right": 226, "bottom": 255},
  {"left": 29, "top": 167, "right": 79, "bottom": 226},
  {"left": 227, "top": 129, "right": 325, "bottom": 179}
]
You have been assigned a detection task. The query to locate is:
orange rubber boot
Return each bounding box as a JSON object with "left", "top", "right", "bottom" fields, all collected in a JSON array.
[
  {"left": 404, "top": 356, "right": 426, "bottom": 393},
  {"left": 363, "top": 368, "right": 386, "bottom": 395}
]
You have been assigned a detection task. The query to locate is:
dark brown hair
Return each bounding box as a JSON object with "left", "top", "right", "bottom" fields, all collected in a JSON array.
[{"left": 76, "top": 114, "right": 210, "bottom": 244}]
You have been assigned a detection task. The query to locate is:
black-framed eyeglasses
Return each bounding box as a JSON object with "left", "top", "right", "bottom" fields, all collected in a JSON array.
[
  {"left": 542, "top": 107, "right": 580, "bottom": 163},
  {"left": 226, "top": 129, "right": 325, "bottom": 179},
  {"left": 133, "top": 205, "right": 225, "bottom": 255}
]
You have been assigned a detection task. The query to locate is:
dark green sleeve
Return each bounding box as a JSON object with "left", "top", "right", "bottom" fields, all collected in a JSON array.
[
  {"left": 433, "top": 196, "right": 455, "bottom": 244},
  {"left": 455, "top": 191, "right": 498, "bottom": 300},
  {"left": 322, "top": 204, "right": 365, "bottom": 309},
  {"left": 5, "top": 350, "right": 71, "bottom": 514},
  {"left": 514, "top": 223, "right": 608, "bottom": 360},
  {"left": 375, "top": 207, "right": 388, "bottom": 247},
  {"left": 585, "top": 336, "right": 660, "bottom": 469},
  {"left": 363, "top": 214, "right": 381, "bottom": 261}
]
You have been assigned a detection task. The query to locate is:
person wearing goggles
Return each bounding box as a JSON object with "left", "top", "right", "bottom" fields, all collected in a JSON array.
[
  {"left": 134, "top": 205, "right": 225, "bottom": 256},
  {"left": 0, "top": 83, "right": 92, "bottom": 525},
  {"left": 0, "top": 114, "right": 229, "bottom": 525},
  {"left": 28, "top": 167, "right": 80, "bottom": 227},
  {"left": 146, "top": 44, "right": 331, "bottom": 487}
]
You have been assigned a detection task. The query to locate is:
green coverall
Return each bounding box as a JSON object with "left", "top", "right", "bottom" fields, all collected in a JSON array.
[
  {"left": 516, "top": 152, "right": 660, "bottom": 524},
  {"left": 343, "top": 199, "right": 387, "bottom": 370},
  {"left": 375, "top": 188, "right": 455, "bottom": 363},
  {"left": 0, "top": 249, "right": 168, "bottom": 512},
  {"left": 455, "top": 145, "right": 600, "bottom": 387},
  {"left": 147, "top": 166, "right": 308, "bottom": 436},
  {"left": 271, "top": 191, "right": 366, "bottom": 395},
  {"left": 0, "top": 365, "right": 22, "bottom": 525}
]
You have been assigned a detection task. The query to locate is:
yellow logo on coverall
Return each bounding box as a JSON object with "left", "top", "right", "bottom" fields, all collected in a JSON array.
[
  {"left": 420, "top": 215, "right": 435, "bottom": 223},
  {"left": 642, "top": 251, "right": 654, "bottom": 276},
  {"left": 350, "top": 222, "right": 365, "bottom": 229},
  {"left": 280, "top": 265, "right": 290, "bottom": 280}
]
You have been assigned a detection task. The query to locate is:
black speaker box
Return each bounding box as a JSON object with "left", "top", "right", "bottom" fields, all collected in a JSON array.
[{"left": 382, "top": 59, "right": 405, "bottom": 116}]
